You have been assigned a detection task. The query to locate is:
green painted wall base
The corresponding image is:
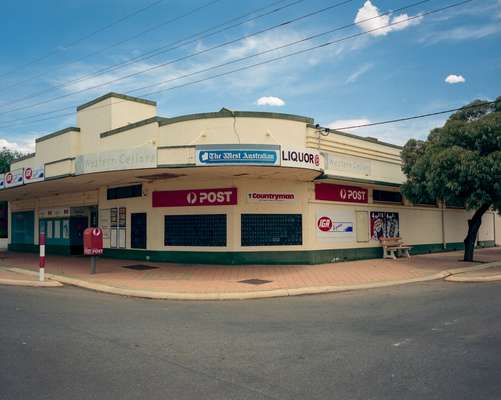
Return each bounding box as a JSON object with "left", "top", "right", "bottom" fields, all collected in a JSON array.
[{"left": 9, "top": 241, "right": 497, "bottom": 265}]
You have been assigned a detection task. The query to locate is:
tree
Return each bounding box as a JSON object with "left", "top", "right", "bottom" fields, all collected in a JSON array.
[
  {"left": 0, "top": 148, "right": 24, "bottom": 174},
  {"left": 401, "top": 97, "right": 501, "bottom": 261}
]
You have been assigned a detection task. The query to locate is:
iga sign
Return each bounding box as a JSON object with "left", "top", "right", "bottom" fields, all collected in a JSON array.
[
  {"left": 246, "top": 192, "right": 296, "bottom": 203},
  {"left": 153, "top": 188, "right": 237, "bottom": 207},
  {"left": 316, "top": 210, "right": 355, "bottom": 242},
  {"left": 281, "top": 146, "right": 322, "bottom": 171},
  {"left": 315, "top": 183, "right": 368, "bottom": 204},
  {"left": 4, "top": 168, "right": 24, "bottom": 188},
  {"left": 196, "top": 145, "right": 279, "bottom": 166},
  {"left": 23, "top": 166, "right": 45, "bottom": 184}
]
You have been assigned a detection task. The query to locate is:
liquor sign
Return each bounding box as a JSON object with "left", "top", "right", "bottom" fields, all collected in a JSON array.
[
  {"left": 246, "top": 192, "right": 296, "bottom": 203},
  {"left": 281, "top": 146, "right": 322, "bottom": 171},
  {"left": 4, "top": 168, "right": 24, "bottom": 188},
  {"left": 315, "top": 183, "right": 368, "bottom": 204},
  {"left": 0, "top": 174, "right": 4, "bottom": 190},
  {"left": 153, "top": 187, "right": 237, "bottom": 207},
  {"left": 196, "top": 145, "right": 280, "bottom": 166},
  {"left": 23, "top": 165, "right": 45, "bottom": 184},
  {"left": 316, "top": 210, "right": 355, "bottom": 242}
]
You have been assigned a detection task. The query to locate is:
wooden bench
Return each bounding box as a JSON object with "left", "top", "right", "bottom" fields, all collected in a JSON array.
[{"left": 380, "top": 237, "right": 412, "bottom": 259}]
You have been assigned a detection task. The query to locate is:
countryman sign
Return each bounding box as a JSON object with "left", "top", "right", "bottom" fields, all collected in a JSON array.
[
  {"left": 281, "top": 146, "right": 322, "bottom": 170},
  {"left": 196, "top": 144, "right": 280, "bottom": 166}
]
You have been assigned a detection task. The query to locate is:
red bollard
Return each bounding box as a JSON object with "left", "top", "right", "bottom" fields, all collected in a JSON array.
[{"left": 39, "top": 232, "right": 45, "bottom": 282}]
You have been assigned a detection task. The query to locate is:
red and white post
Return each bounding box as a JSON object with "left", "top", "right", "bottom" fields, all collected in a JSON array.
[{"left": 39, "top": 232, "right": 46, "bottom": 282}]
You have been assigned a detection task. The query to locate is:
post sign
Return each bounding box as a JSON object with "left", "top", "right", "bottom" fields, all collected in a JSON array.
[
  {"left": 23, "top": 166, "right": 45, "bottom": 183},
  {"left": 196, "top": 145, "right": 280, "bottom": 166},
  {"left": 4, "top": 168, "right": 24, "bottom": 188},
  {"left": 152, "top": 188, "right": 238, "bottom": 207},
  {"left": 280, "top": 146, "right": 322, "bottom": 170},
  {"left": 315, "top": 183, "right": 368, "bottom": 204},
  {"left": 83, "top": 228, "right": 104, "bottom": 256}
]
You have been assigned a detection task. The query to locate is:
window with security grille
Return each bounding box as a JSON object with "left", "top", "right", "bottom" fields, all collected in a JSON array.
[
  {"left": 373, "top": 189, "right": 403, "bottom": 204},
  {"left": 241, "top": 214, "right": 302, "bottom": 246},
  {"left": 0, "top": 202, "right": 7, "bottom": 239},
  {"left": 164, "top": 214, "right": 226, "bottom": 246}
]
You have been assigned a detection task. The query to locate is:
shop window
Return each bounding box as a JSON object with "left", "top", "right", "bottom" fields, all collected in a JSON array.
[
  {"left": 11, "top": 211, "right": 34, "bottom": 244},
  {"left": 107, "top": 184, "right": 142, "bottom": 200},
  {"left": 241, "top": 214, "right": 302, "bottom": 246},
  {"left": 446, "top": 198, "right": 465, "bottom": 209},
  {"left": 415, "top": 198, "right": 437, "bottom": 207},
  {"left": 165, "top": 214, "right": 226, "bottom": 247},
  {"left": 0, "top": 202, "right": 7, "bottom": 239},
  {"left": 373, "top": 189, "right": 402, "bottom": 204}
]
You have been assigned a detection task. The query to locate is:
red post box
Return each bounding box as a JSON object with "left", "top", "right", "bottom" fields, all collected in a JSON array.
[{"left": 84, "top": 228, "right": 104, "bottom": 256}]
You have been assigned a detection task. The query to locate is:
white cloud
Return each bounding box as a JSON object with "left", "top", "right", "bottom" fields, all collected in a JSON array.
[
  {"left": 445, "top": 74, "right": 465, "bottom": 84},
  {"left": 0, "top": 137, "right": 35, "bottom": 153},
  {"left": 355, "top": 1, "right": 423, "bottom": 37},
  {"left": 346, "top": 63, "right": 373, "bottom": 83},
  {"left": 256, "top": 96, "right": 285, "bottom": 106},
  {"left": 420, "top": 23, "right": 501, "bottom": 44}
]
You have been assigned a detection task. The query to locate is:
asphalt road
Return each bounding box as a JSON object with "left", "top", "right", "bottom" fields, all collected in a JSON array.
[{"left": 1, "top": 281, "right": 500, "bottom": 400}]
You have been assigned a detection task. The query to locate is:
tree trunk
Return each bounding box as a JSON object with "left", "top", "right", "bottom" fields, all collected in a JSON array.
[{"left": 463, "top": 203, "right": 491, "bottom": 261}]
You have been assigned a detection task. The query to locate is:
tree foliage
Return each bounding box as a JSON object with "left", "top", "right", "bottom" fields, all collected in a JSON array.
[
  {"left": 0, "top": 148, "right": 25, "bottom": 174},
  {"left": 401, "top": 97, "right": 501, "bottom": 261}
]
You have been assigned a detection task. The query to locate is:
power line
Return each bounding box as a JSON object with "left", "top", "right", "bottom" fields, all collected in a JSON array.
[
  {"left": 0, "top": 0, "right": 166, "bottom": 80},
  {"left": 320, "top": 100, "right": 498, "bottom": 133},
  {"left": 0, "top": 0, "right": 473, "bottom": 130},
  {"left": 0, "top": 0, "right": 302, "bottom": 103},
  {"left": 0, "top": 0, "right": 355, "bottom": 112}
]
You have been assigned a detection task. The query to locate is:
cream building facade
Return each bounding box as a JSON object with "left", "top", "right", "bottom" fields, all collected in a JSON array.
[{"left": 0, "top": 92, "right": 496, "bottom": 264}]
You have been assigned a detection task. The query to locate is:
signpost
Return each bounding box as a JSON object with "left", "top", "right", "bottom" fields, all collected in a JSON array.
[
  {"left": 39, "top": 232, "right": 45, "bottom": 282},
  {"left": 84, "top": 228, "right": 103, "bottom": 274}
]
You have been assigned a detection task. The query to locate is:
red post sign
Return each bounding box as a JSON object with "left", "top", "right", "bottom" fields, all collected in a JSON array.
[
  {"left": 315, "top": 183, "right": 368, "bottom": 203},
  {"left": 84, "top": 228, "right": 104, "bottom": 256},
  {"left": 152, "top": 188, "right": 238, "bottom": 207}
]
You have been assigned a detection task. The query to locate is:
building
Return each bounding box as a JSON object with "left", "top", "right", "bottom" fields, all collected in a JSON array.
[{"left": 0, "top": 92, "right": 496, "bottom": 264}]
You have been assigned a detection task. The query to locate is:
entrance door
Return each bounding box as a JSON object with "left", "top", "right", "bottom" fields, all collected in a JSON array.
[
  {"left": 131, "top": 213, "right": 147, "bottom": 249},
  {"left": 69, "top": 216, "right": 89, "bottom": 255}
]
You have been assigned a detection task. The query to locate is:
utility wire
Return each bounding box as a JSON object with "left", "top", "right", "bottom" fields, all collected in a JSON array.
[
  {"left": 0, "top": 0, "right": 166, "bottom": 80},
  {"left": 320, "top": 100, "right": 498, "bottom": 133},
  {"left": 1, "top": 0, "right": 355, "bottom": 111},
  {"left": 0, "top": 0, "right": 430, "bottom": 116},
  {"left": 0, "top": 0, "right": 473, "bottom": 130},
  {"left": 0, "top": 0, "right": 302, "bottom": 102}
]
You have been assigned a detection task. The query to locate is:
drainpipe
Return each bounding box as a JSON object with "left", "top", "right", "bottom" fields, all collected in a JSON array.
[{"left": 441, "top": 201, "right": 447, "bottom": 249}]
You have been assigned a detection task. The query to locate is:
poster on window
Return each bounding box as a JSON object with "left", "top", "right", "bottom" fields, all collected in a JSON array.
[{"left": 370, "top": 212, "right": 399, "bottom": 240}]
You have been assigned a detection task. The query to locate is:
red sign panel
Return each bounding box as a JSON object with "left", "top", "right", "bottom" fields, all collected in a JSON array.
[
  {"left": 315, "top": 183, "right": 368, "bottom": 203},
  {"left": 152, "top": 188, "right": 238, "bottom": 207},
  {"left": 83, "top": 228, "right": 104, "bottom": 256}
]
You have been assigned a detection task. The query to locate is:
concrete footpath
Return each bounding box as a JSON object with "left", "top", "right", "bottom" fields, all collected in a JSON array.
[{"left": 0, "top": 247, "right": 500, "bottom": 300}]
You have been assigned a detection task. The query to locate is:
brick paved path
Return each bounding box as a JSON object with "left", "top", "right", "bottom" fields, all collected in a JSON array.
[{"left": 1, "top": 248, "right": 500, "bottom": 294}]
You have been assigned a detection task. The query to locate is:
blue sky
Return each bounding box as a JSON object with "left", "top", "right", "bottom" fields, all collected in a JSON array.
[{"left": 0, "top": 0, "right": 500, "bottom": 152}]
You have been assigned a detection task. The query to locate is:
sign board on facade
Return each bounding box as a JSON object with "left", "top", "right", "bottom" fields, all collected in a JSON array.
[
  {"left": 315, "top": 183, "right": 368, "bottom": 204},
  {"left": 195, "top": 145, "right": 280, "bottom": 166},
  {"left": 4, "top": 168, "right": 24, "bottom": 188},
  {"left": 246, "top": 192, "right": 296, "bottom": 203},
  {"left": 75, "top": 145, "right": 157, "bottom": 175},
  {"left": 322, "top": 152, "right": 372, "bottom": 176},
  {"left": 370, "top": 212, "right": 400, "bottom": 240},
  {"left": 153, "top": 188, "right": 238, "bottom": 207},
  {"left": 280, "top": 146, "right": 322, "bottom": 170},
  {"left": 23, "top": 166, "right": 45, "bottom": 184},
  {"left": 39, "top": 207, "right": 71, "bottom": 219},
  {"left": 316, "top": 210, "right": 355, "bottom": 242}
]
